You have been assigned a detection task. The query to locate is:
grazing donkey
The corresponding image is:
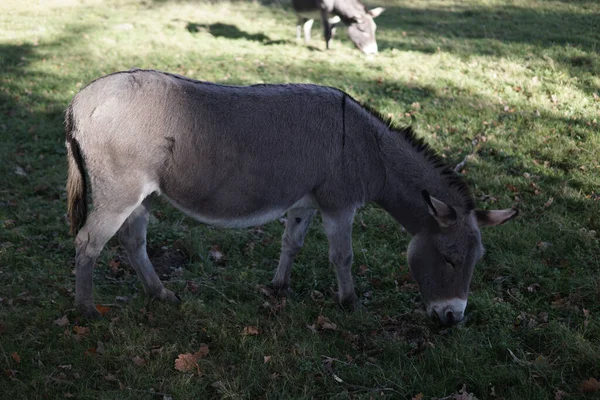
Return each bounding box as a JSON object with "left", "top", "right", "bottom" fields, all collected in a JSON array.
[
  {"left": 292, "top": 0, "right": 384, "bottom": 54},
  {"left": 66, "top": 69, "right": 518, "bottom": 324}
]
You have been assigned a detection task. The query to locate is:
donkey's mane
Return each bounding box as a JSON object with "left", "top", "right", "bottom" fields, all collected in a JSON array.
[{"left": 345, "top": 94, "right": 475, "bottom": 211}]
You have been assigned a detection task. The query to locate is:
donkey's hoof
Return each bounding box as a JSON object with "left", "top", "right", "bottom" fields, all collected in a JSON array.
[
  {"left": 269, "top": 282, "right": 294, "bottom": 298},
  {"left": 77, "top": 304, "right": 102, "bottom": 320},
  {"left": 338, "top": 294, "right": 359, "bottom": 311},
  {"left": 157, "top": 288, "right": 181, "bottom": 303}
]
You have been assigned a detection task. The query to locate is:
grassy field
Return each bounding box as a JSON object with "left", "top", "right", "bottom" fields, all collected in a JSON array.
[{"left": 1, "top": 0, "right": 599, "bottom": 398}]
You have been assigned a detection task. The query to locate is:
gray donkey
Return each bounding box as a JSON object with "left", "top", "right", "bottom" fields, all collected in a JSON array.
[
  {"left": 66, "top": 69, "right": 518, "bottom": 324},
  {"left": 292, "top": 0, "right": 384, "bottom": 54}
]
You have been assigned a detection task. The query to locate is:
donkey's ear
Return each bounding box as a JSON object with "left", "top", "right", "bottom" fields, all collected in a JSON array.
[
  {"left": 422, "top": 190, "right": 457, "bottom": 228},
  {"left": 369, "top": 7, "right": 385, "bottom": 18},
  {"left": 475, "top": 208, "right": 519, "bottom": 227}
]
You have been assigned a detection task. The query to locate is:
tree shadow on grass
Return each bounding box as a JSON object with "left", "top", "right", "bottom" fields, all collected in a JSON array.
[
  {"left": 186, "top": 21, "right": 292, "bottom": 45},
  {"left": 188, "top": 22, "right": 269, "bottom": 42}
]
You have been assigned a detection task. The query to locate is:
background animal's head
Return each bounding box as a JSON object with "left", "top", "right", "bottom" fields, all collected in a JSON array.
[{"left": 346, "top": 7, "right": 384, "bottom": 54}]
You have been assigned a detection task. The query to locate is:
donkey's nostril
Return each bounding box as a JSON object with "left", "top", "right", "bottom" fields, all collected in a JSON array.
[{"left": 445, "top": 310, "right": 455, "bottom": 323}]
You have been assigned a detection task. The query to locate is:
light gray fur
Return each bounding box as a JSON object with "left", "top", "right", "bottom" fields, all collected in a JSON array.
[
  {"left": 292, "top": 0, "right": 384, "bottom": 54},
  {"left": 66, "top": 69, "right": 518, "bottom": 323}
]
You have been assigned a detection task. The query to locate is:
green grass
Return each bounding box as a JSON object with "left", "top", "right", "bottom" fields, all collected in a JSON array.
[{"left": 1, "top": 0, "right": 599, "bottom": 398}]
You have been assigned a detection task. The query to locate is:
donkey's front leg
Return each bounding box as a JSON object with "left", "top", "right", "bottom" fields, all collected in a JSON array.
[
  {"left": 322, "top": 209, "right": 357, "bottom": 309},
  {"left": 272, "top": 208, "right": 316, "bottom": 295}
]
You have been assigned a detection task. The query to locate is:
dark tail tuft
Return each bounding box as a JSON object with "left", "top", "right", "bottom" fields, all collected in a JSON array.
[{"left": 65, "top": 104, "right": 88, "bottom": 235}]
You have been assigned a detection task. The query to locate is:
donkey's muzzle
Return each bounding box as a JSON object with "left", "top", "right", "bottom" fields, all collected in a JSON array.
[{"left": 427, "top": 298, "right": 467, "bottom": 325}]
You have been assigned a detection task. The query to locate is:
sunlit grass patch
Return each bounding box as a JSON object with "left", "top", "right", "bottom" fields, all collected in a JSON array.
[{"left": 0, "top": 0, "right": 599, "bottom": 398}]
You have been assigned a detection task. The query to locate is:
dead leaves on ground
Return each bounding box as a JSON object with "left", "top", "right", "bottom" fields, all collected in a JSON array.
[
  {"left": 412, "top": 384, "right": 479, "bottom": 400},
  {"left": 95, "top": 305, "right": 111, "bottom": 316},
  {"left": 256, "top": 284, "right": 287, "bottom": 315},
  {"left": 209, "top": 245, "right": 226, "bottom": 265},
  {"left": 581, "top": 378, "right": 600, "bottom": 393},
  {"left": 308, "top": 315, "right": 337, "bottom": 333},
  {"left": 242, "top": 325, "right": 259, "bottom": 336},
  {"left": 72, "top": 325, "right": 90, "bottom": 341},
  {"left": 53, "top": 315, "right": 69, "bottom": 327},
  {"left": 174, "top": 345, "right": 209, "bottom": 374},
  {"left": 131, "top": 355, "right": 147, "bottom": 367}
]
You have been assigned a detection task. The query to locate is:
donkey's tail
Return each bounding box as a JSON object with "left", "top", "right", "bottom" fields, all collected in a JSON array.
[{"left": 65, "top": 103, "right": 88, "bottom": 235}]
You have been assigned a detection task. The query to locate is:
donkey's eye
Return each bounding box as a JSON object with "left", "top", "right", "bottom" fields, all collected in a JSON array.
[{"left": 443, "top": 257, "right": 455, "bottom": 268}]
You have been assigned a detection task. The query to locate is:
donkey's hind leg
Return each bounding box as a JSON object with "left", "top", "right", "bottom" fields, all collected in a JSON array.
[
  {"left": 75, "top": 204, "right": 141, "bottom": 319},
  {"left": 271, "top": 208, "right": 316, "bottom": 295},
  {"left": 118, "top": 198, "right": 179, "bottom": 303}
]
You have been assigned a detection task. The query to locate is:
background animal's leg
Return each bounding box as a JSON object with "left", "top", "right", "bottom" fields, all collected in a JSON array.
[
  {"left": 321, "top": 209, "right": 357, "bottom": 308},
  {"left": 296, "top": 17, "right": 306, "bottom": 41},
  {"left": 302, "top": 18, "right": 314, "bottom": 43},
  {"left": 75, "top": 205, "right": 139, "bottom": 319},
  {"left": 118, "top": 197, "right": 179, "bottom": 303},
  {"left": 271, "top": 208, "right": 316, "bottom": 295},
  {"left": 320, "top": 9, "right": 332, "bottom": 49},
  {"left": 328, "top": 15, "right": 340, "bottom": 39}
]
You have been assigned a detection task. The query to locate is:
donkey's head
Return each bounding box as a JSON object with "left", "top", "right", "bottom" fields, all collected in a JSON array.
[
  {"left": 407, "top": 190, "right": 518, "bottom": 325},
  {"left": 346, "top": 7, "right": 384, "bottom": 54}
]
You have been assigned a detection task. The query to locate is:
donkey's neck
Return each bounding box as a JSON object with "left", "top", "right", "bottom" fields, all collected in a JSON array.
[{"left": 374, "top": 127, "right": 472, "bottom": 235}]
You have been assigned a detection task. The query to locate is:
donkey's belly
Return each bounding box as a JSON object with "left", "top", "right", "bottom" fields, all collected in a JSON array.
[{"left": 162, "top": 193, "right": 317, "bottom": 229}]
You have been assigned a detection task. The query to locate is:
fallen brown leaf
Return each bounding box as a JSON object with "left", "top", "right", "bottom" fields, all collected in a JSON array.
[
  {"left": 194, "top": 345, "right": 209, "bottom": 359},
  {"left": 186, "top": 281, "right": 198, "bottom": 293},
  {"left": 84, "top": 347, "right": 97, "bottom": 356},
  {"left": 131, "top": 356, "right": 147, "bottom": 366},
  {"left": 209, "top": 245, "right": 225, "bottom": 264},
  {"left": 108, "top": 259, "right": 122, "bottom": 276},
  {"left": 11, "top": 352, "right": 20, "bottom": 363},
  {"left": 243, "top": 326, "right": 259, "bottom": 336},
  {"left": 317, "top": 315, "right": 337, "bottom": 331},
  {"left": 4, "top": 369, "right": 17, "bottom": 380},
  {"left": 73, "top": 325, "right": 88, "bottom": 335},
  {"left": 264, "top": 355, "right": 271, "bottom": 363},
  {"left": 95, "top": 305, "right": 110, "bottom": 316},
  {"left": 455, "top": 384, "right": 479, "bottom": 400},
  {"left": 174, "top": 353, "right": 200, "bottom": 373},
  {"left": 73, "top": 326, "right": 89, "bottom": 337},
  {"left": 96, "top": 341, "right": 105, "bottom": 355},
  {"left": 310, "top": 290, "right": 324, "bottom": 302},
  {"left": 256, "top": 284, "right": 275, "bottom": 298},
  {"left": 54, "top": 315, "right": 69, "bottom": 327},
  {"left": 581, "top": 378, "right": 600, "bottom": 393},
  {"left": 554, "top": 388, "right": 567, "bottom": 400},
  {"left": 506, "top": 184, "right": 519, "bottom": 193}
]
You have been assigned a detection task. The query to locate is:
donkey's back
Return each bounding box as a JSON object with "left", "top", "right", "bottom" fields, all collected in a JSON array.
[{"left": 70, "top": 70, "right": 376, "bottom": 228}]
